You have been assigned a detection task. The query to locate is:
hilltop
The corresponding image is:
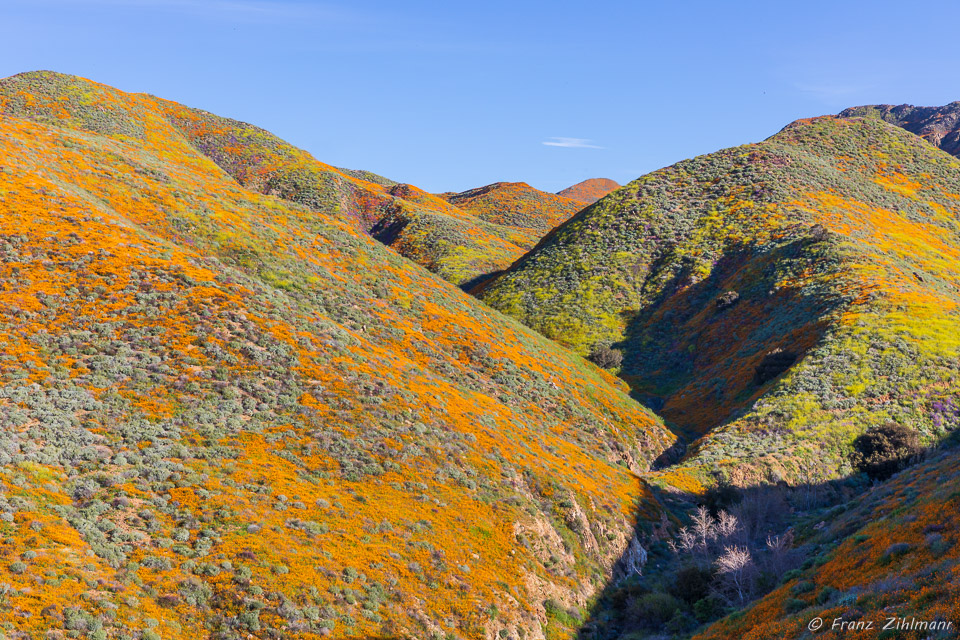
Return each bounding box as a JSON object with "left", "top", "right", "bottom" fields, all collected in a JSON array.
[
  {"left": 436, "top": 181, "right": 584, "bottom": 288},
  {"left": 480, "top": 114, "right": 960, "bottom": 487},
  {"left": 0, "top": 71, "right": 674, "bottom": 639},
  {"left": 556, "top": 178, "right": 620, "bottom": 204}
]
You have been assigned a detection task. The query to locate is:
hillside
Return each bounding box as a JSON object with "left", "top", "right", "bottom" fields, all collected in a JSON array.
[
  {"left": 694, "top": 435, "right": 960, "bottom": 640},
  {"left": 0, "top": 71, "right": 565, "bottom": 289},
  {"left": 479, "top": 114, "right": 960, "bottom": 488},
  {"left": 842, "top": 101, "right": 960, "bottom": 158},
  {"left": 0, "top": 71, "right": 676, "bottom": 639},
  {"left": 556, "top": 179, "right": 620, "bottom": 204},
  {"left": 440, "top": 182, "right": 584, "bottom": 245}
]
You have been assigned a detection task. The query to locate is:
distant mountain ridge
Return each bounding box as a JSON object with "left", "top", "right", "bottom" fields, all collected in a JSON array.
[{"left": 556, "top": 178, "right": 620, "bottom": 204}]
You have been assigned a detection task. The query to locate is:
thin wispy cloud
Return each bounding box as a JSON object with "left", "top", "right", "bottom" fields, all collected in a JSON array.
[{"left": 542, "top": 137, "right": 603, "bottom": 149}]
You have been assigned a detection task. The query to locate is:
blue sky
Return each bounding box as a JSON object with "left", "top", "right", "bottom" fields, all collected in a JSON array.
[{"left": 3, "top": 0, "right": 960, "bottom": 193}]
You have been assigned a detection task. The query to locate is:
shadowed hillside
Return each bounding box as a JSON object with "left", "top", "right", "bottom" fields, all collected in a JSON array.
[
  {"left": 0, "top": 71, "right": 675, "bottom": 639},
  {"left": 693, "top": 436, "right": 960, "bottom": 640}
]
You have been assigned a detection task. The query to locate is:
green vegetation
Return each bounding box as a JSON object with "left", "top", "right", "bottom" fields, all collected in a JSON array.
[
  {"left": 0, "top": 71, "right": 579, "bottom": 289},
  {"left": 481, "top": 114, "right": 960, "bottom": 488}
]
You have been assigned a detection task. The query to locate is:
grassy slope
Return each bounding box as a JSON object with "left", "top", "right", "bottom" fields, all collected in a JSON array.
[
  {"left": 0, "top": 71, "right": 562, "bottom": 288},
  {"left": 0, "top": 72, "right": 676, "bottom": 639},
  {"left": 481, "top": 115, "right": 960, "bottom": 487},
  {"left": 441, "top": 182, "right": 584, "bottom": 249}
]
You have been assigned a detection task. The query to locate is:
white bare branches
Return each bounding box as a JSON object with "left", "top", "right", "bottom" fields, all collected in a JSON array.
[
  {"left": 716, "top": 509, "right": 739, "bottom": 539},
  {"left": 715, "top": 545, "right": 754, "bottom": 603}
]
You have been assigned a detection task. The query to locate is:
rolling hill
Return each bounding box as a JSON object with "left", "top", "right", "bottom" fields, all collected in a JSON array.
[
  {"left": 0, "top": 71, "right": 675, "bottom": 639},
  {"left": 479, "top": 114, "right": 960, "bottom": 489},
  {"left": 6, "top": 69, "right": 960, "bottom": 640},
  {"left": 0, "top": 71, "right": 577, "bottom": 290},
  {"left": 556, "top": 179, "right": 620, "bottom": 205},
  {"left": 440, "top": 182, "right": 583, "bottom": 246},
  {"left": 434, "top": 182, "right": 585, "bottom": 288},
  {"left": 476, "top": 112, "right": 960, "bottom": 640}
]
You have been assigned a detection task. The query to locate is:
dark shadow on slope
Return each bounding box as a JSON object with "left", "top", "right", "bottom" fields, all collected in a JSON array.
[
  {"left": 370, "top": 213, "right": 410, "bottom": 247},
  {"left": 575, "top": 471, "right": 872, "bottom": 640},
  {"left": 576, "top": 427, "right": 957, "bottom": 639},
  {"left": 616, "top": 235, "right": 846, "bottom": 438},
  {"left": 460, "top": 269, "right": 505, "bottom": 293}
]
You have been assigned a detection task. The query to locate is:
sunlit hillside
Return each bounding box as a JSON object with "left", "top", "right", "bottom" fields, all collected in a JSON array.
[
  {"left": 0, "top": 71, "right": 674, "bottom": 639},
  {"left": 481, "top": 115, "right": 960, "bottom": 487}
]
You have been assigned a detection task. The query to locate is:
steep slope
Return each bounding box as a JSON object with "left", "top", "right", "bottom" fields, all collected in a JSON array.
[
  {"left": 556, "top": 178, "right": 620, "bottom": 204},
  {"left": 0, "top": 71, "right": 676, "bottom": 639},
  {"left": 0, "top": 71, "right": 546, "bottom": 288},
  {"left": 842, "top": 101, "right": 960, "bottom": 158},
  {"left": 480, "top": 115, "right": 960, "bottom": 486}
]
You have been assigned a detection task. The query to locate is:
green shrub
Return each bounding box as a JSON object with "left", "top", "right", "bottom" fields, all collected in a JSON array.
[
  {"left": 926, "top": 533, "right": 952, "bottom": 557},
  {"left": 850, "top": 423, "right": 923, "bottom": 481},
  {"left": 693, "top": 595, "right": 725, "bottom": 623},
  {"left": 588, "top": 345, "right": 623, "bottom": 369},
  {"left": 667, "top": 608, "right": 694, "bottom": 633},
  {"left": 817, "top": 586, "right": 839, "bottom": 604},
  {"left": 781, "top": 569, "right": 802, "bottom": 582},
  {"left": 670, "top": 565, "right": 714, "bottom": 604},
  {"left": 791, "top": 580, "right": 815, "bottom": 595},
  {"left": 543, "top": 599, "right": 580, "bottom": 627},
  {"left": 784, "top": 597, "right": 807, "bottom": 613},
  {"left": 879, "top": 542, "right": 911, "bottom": 565}
]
